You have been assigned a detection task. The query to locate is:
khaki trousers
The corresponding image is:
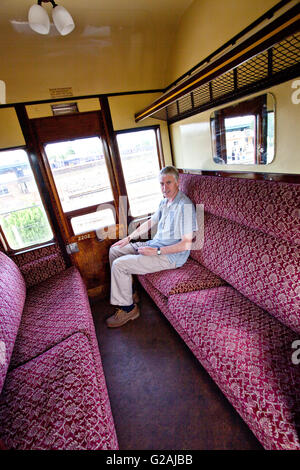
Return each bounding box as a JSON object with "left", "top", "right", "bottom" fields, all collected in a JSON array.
[{"left": 109, "top": 242, "right": 176, "bottom": 306}]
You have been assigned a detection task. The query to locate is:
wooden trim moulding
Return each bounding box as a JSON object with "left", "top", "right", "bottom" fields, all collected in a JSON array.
[
  {"left": 0, "top": 89, "right": 164, "bottom": 110},
  {"left": 115, "top": 124, "right": 165, "bottom": 169},
  {"left": 65, "top": 201, "right": 115, "bottom": 224},
  {"left": 178, "top": 168, "right": 300, "bottom": 184},
  {"left": 99, "top": 96, "right": 129, "bottom": 227}
]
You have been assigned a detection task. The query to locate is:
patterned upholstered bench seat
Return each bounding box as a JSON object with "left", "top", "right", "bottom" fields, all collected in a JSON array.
[
  {"left": 138, "top": 173, "right": 300, "bottom": 450},
  {"left": 143, "top": 257, "right": 226, "bottom": 296},
  {"left": 0, "top": 252, "right": 118, "bottom": 450}
]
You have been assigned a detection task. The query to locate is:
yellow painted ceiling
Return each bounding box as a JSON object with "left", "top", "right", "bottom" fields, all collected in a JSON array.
[{"left": 0, "top": 0, "right": 193, "bottom": 103}]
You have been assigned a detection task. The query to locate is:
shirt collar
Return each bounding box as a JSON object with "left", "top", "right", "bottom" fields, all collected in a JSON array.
[{"left": 165, "top": 189, "right": 181, "bottom": 207}]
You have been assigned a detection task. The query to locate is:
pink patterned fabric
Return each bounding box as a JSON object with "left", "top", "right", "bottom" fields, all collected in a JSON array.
[
  {"left": 192, "top": 212, "right": 300, "bottom": 334},
  {"left": 10, "top": 266, "right": 93, "bottom": 369},
  {"left": 181, "top": 173, "right": 300, "bottom": 333},
  {"left": 138, "top": 173, "right": 300, "bottom": 450},
  {"left": 0, "top": 252, "right": 26, "bottom": 393},
  {"left": 141, "top": 258, "right": 226, "bottom": 297},
  {"left": 13, "top": 243, "right": 65, "bottom": 266},
  {"left": 139, "top": 276, "right": 300, "bottom": 450},
  {"left": 0, "top": 253, "right": 118, "bottom": 450},
  {"left": 13, "top": 244, "right": 66, "bottom": 287},
  {"left": 0, "top": 333, "right": 118, "bottom": 450},
  {"left": 179, "top": 174, "right": 300, "bottom": 245},
  {"left": 0, "top": 439, "right": 6, "bottom": 450},
  {"left": 167, "top": 287, "right": 300, "bottom": 450},
  {"left": 138, "top": 275, "right": 207, "bottom": 362}
]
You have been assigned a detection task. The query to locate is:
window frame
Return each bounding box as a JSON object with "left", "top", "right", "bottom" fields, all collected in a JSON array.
[
  {"left": 116, "top": 125, "right": 165, "bottom": 167},
  {"left": 210, "top": 94, "right": 269, "bottom": 165},
  {"left": 43, "top": 135, "right": 117, "bottom": 236},
  {"left": 0, "top": 145, "right": 55, "bottom": 254},
  {"left": 115, "top": 125, "right": 165, "bottom": 222}
]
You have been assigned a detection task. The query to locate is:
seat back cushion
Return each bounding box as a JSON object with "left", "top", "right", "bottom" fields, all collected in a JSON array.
[
  {"left": 192, "top": 210, "right": 300, "bottom": 334},
  {"left": 14, "top": 244, "right": 66, "bottom": 287},
  {"left": 180, "top": 174, "right": 300, "bottom": 245},
  {"left": 0, "top": 252, "right": 26, "bottom": 393},
  {"left": 179, "top": 174, "right": 300, "bottom": 334}
]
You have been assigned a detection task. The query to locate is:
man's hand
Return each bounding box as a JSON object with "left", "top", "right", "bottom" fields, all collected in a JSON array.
[
  {"left": 137, "top": 246, "right": 159, "bottom": 256},
  {"left": 111, "top": 236, "right": 130, "bottom": 248}
]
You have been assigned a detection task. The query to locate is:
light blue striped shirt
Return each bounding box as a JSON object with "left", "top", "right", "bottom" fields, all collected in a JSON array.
[{"left": 146, "top": 190, "right": 197, "bottom": 268}]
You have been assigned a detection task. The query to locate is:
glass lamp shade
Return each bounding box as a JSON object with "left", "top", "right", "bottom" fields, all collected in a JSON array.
[
  {"left": 28, "top": 4, "right": 50, "bottom": 35},
  {"left": 52, "top": 5, "right": 75, "bottom": 36},
  {"left": 0, "top": 80, "right": 6, "bottom": 104}
]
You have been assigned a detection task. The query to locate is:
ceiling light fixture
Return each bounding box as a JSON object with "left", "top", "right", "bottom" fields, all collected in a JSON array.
[{"left": 28, "top": 0, "right": 75, "bottom": 36}]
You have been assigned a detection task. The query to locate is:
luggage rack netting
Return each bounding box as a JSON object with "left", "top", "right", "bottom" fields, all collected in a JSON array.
[{"left": 153, "top": 32, "right": 300, "bottom": 123}]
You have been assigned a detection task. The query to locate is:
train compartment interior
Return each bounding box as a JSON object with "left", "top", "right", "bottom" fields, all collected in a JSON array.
[{"left": 0, "top": 0, "right": 299, "bottom": 452}]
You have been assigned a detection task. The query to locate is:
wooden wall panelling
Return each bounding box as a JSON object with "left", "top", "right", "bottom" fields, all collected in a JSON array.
[{"left": 68, "top": 224, "right": 125, "bottom": 298}]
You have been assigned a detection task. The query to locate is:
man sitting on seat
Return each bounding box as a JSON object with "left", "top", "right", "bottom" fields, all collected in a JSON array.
[{"left": 106, "top": 165, "right": 197, "bottom": 328}]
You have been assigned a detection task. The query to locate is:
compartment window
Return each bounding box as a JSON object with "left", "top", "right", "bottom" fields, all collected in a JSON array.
[
  {"left": 0, "top": 148, "right": 53, "bottom": 251},
  {"left": 210, "top": 93, "right": 275, "bottom": 165},
  {"left": 116, "top": 128, "right": 163, "bottom": 218},
  {"left": 44, "top": 136, "right": 116, "bottom": 236},
  {"left": 70, "top": 208, "right": 115, "bottom": 236}
]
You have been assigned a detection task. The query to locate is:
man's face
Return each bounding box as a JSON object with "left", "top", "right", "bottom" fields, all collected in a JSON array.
[{"left": 159, "top": 173, "right": 179, "bottom": 201}]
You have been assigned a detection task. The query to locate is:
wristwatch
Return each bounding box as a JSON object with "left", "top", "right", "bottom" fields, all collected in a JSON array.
[{"left": 157, "top": 248, "right": 161, "bottom": 256}]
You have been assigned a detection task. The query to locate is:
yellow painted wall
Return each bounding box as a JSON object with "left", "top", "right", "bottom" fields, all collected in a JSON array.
[
  {"left": 109, "top": 93, "right": 173, "bottom": 166},
  {"left": 0, "top": 108, "right": 25, "bottom": 149},
  {"left": 167, "top": 0, "right": 280, "bottom": 84},
  {"left": 170, "top": 79, "right": 300, "bottom": 174}
]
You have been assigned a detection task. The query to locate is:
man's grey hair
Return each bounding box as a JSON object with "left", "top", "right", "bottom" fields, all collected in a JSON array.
[{"left": 160, "top": 165, "right": 179, "bottom": 181}]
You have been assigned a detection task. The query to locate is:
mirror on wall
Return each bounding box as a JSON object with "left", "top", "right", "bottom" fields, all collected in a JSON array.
[{"left": 210, "top": 93, "right": 275, "bottom": 165}]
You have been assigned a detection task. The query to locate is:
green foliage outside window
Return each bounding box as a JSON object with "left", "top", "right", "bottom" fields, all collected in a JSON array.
[{"left": 1, "top": 205, "right": 53, "bottom": 250}]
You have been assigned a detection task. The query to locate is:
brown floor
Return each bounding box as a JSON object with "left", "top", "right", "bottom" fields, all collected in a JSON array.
[{"left": 90, "top": 286, "right": 263, "bottom": 451}]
